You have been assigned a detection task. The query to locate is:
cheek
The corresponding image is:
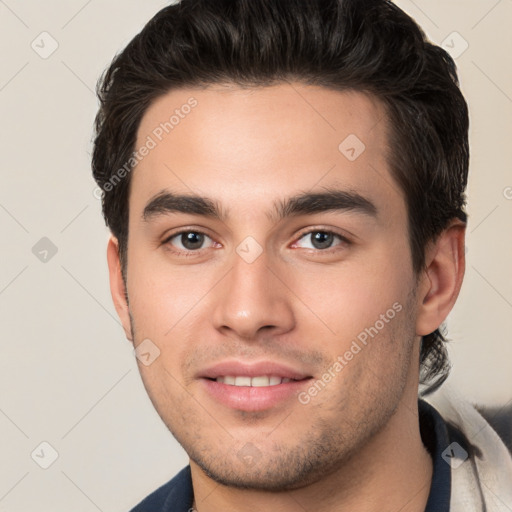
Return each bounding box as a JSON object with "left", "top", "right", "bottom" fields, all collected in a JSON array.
[
  {"left": 348, "top": 241, "right": 413, "bottom": 318},
  {"left": 126, "top": 249, "right": 214, "bottom": 336},
  {"left": 136, "top": 356, "right": 201, "bottom": 441},
  {"left": 291, "top": 254, "right": 412, "bottom": 345},
  {"left": 294, "top": 302, "right": 414, "bottom": 432}
]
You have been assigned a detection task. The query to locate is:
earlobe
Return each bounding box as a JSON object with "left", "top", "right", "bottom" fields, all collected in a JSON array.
[
  {"left": 106, "top": 236, "right": 133, "bottom": 341},
  {"left": 416, "top": 221, "right": 466, "bottom": 336}
]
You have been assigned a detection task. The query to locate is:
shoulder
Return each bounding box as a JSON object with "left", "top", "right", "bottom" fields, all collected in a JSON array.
[
  {"left": 423, "top": 385, "right": 512, "bottom": 455},
  {"left": 129, "top": 466, "right": 193, "bottom": 512},
  {"left": 475, "top": 401, "right": 512, "bottom": 454}
]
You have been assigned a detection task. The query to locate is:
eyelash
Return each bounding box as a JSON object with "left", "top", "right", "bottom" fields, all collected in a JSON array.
[{"left": 162, "top": 228, "right": 351, "bottom": 257}]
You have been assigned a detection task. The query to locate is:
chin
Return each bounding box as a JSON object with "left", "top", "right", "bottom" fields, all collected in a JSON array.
[{"left": 189, "top": 445, "right": 343, "bottom": 492}]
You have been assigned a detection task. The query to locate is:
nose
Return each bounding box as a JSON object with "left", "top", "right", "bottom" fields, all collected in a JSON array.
[{"left": 211, "top": 249, "right": 296, "bottom": 341}]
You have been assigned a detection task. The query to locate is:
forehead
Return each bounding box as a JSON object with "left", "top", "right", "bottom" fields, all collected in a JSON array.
[{"left": 130, "top": 83, "right": 404, "bottom": 224}]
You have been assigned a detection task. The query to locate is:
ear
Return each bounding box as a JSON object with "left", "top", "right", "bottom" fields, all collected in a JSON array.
[
  {"left": 416, "top": 220, "right": 466, "bottom": 336},
  {"left": 106, "top": 236, "right": 133, "bottom": 342}
]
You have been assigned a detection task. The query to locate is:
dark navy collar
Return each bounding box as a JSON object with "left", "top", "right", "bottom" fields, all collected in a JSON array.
[
  {"left": 130, "top": 400, "right": 452, "bottom": 511},
  {"left": 419, "top": 398, "right": 452, "bottom": 512},
  {"left": 129, "top": 465, "right": 193, "bottom": 512}
]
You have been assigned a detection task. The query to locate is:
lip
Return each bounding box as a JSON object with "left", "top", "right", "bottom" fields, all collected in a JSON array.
[
  {"left": 198, "top": 360, "right": 313, "bottom": 412},
  {"left": 198, "top": 360, "right": 310, "bottom": 380}
]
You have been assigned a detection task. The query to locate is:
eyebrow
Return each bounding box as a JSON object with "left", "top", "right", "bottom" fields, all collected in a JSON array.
[{"left": 142, "top": 187, "right": 378, "bottom": 224}]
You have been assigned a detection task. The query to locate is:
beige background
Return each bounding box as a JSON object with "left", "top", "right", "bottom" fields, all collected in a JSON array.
[{"left": 0, "top": 0, "right": 511, "bottom": 510}]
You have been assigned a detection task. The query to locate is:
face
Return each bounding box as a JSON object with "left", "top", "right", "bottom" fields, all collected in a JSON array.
[{"left": 119, "top": 84, "right": 424, "bottom": 490}]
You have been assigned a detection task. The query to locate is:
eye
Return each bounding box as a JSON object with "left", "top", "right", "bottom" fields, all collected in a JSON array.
[
  {"left": 293, "top": 229, "right": 350, "bottom": 251},
  {"left": 163, "top": 230, "right": 216, "bottom": 254}
]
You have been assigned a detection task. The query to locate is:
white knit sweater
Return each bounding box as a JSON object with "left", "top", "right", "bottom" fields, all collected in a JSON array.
[{"left": 424, "top": 384, "right": 512, "bottom": 511}]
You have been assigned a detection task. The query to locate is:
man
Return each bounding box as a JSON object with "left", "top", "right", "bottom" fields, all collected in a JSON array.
[{"left": 91, "top": 0, "right": 512, "bottom": 510}]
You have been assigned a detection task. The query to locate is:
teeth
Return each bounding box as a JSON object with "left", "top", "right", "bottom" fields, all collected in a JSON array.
[
  {"left": 235, "top": 376, "right": 251, "bottom": 387},
  {"left": 215, "top": 375, "right": 293, "bottom": 387},
  {"left": 269, "top": 376, "right": 282, "bottom": 385},
  {"left": 251, "top": 376, "right": 270, "bottom": 387}
]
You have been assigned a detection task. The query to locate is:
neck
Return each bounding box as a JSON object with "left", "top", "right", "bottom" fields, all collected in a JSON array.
[{"left": 190, "top": 389, "right": 433, "bottom": 512}]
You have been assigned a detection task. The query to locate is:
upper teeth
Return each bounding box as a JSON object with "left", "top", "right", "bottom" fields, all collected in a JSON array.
[{"left": 216, "top": 376, "right": 292, "bottom": 387}]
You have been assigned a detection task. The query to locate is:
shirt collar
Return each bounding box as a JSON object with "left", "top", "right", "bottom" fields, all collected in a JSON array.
[{"left": 419, "top": 398, "right": 452, "bottom": 512}]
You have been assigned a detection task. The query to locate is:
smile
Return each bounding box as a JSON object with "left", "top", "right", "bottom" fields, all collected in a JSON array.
[{"left": 214, "top": 376, "right": 295, "bottom": 387}]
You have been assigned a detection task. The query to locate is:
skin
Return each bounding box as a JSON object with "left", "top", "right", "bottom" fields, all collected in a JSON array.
[{"left": 107, "top": 83, "right": 465, "bottom": 512}]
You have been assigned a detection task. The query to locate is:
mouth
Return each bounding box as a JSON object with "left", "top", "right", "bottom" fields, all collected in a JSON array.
[
  {"left": 198, "top": 361, "right": 313, "bottom": 411},
  {"left": 212, "top": 375, "right": 297, "bottom": 387}
]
